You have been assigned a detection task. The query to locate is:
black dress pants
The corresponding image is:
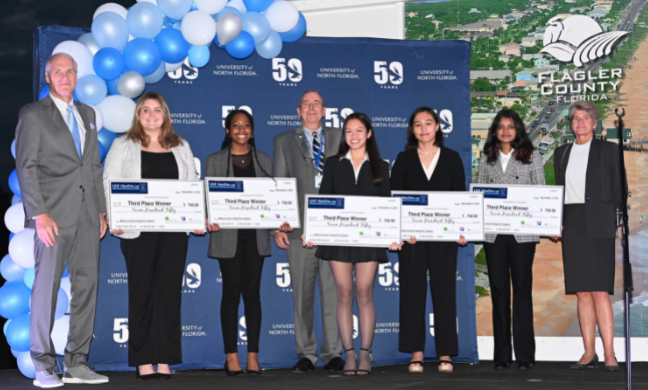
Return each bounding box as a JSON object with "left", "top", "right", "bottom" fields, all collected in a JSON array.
[
  {"left": 483, "top": 235, "right": 536, "bottom": 364},
  {"left": 120, "top": 232, "right": 189, "bottom": 366},
  {"left": 398, "top": 242, "right": 458, "bottom": 357},
  {"left": 218, "top": 238, "right": 265, "bottom": 354}
]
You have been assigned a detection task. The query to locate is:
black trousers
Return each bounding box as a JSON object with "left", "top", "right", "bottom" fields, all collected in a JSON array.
[
  {"left": 398, "top": 242, "right": 458, "bottom": 357},
  {"left": 218, "top": 238, "right": 265, "bottom": 354},
  {"left": 121, "top": 232, "right": 189, "bottom": 366},
  {"left": 483, "top": 235, "right": 537, "bottom": 364}
]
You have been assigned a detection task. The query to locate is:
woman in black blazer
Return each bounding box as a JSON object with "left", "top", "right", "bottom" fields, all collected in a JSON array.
[
  {"left": 552, "top": 101, "right": 622, "bottom": 372},
  {"left": 308, "top": 113, "right": 401, "bottom": 375},
  {"left": 390, "top": 106, "right": 466, "bottom": 373}
]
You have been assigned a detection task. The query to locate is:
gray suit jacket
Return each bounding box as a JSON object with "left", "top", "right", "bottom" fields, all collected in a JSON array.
[
  {"left": 273, "top": 126, "right": 342, "bottom": 223},
  {"left": 475, "top": 150, "right": 546, "bottom": 243},
  {"left": 15, "top": 95, "right": 105, "bottom": 228},
  {"left": 205, "top": 148, "right": 272, "bottom": 258}
]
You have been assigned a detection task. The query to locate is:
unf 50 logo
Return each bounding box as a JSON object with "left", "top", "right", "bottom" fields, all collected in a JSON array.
[
  {"left": 222, "top": 105, "right": 253, "bottom": 128},
  {"left": 182, "top": 263, "right": 201, "bottom": 289},
  {"left": 272, "top": 58, "right": 302, "bottom": 83},
  {"left": 113, "top": 318, "right": 128, "bottom": 343},
  {"left": 438, "top": 109, "right": 453, "bottom": 134},
  {"left": 325, "top": 108, "right": 354, "bottom": 128},
  {"left": 378, "top": 262, "right": 399, "bottom": 288},
  {"left": 168, "top": 58, "right": 199, "bottom": 80},
  {"left": 374, "top": 61, "right": 403, "bottom": 85}
]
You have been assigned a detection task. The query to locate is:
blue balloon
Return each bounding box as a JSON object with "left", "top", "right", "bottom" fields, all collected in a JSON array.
[
  {"left": 11, "top": 139, "right": 15, "bottom": 159},
  {"left": 188, "top": 45, "right": 210, "bottom": 68},
  {"left": 39, "top": 85, "right": 50, "bottom": 100},
  {"left": 3, "top": 319, "right": 10, "bottom": 336},
  {"left": 7, "top": 313, "right": 31, "bottom": 352},
  {"left": 163, "top": 16, "right": 178, "bottom": 27},
  {"left": 17, "top": 350, "right": 36, "bottom": 379},
  {"left": 215, "top": 6, "right": 242, "bottom": 21},
  {"left": 92, "top": 11, "right": 129, "bottom": 51},
  {"left": 173, "top": 21, "right": 183, "bottom": 31},
  {"left": 9, "top": 233, "right": 15, "bottom": 241},
  {"left": 8, "top": 170, "right": 20, "bottom": 198},
  {"left": 243, "top": 0, "right": 273, "bottom": 12},
  {"left": 0, "top": 281, "right": 31, "bottom": 319},
  {"left": 0, "top": 255, "right": 26, "bottom": 282},
  {"left": 127, "top": 2, "right": 164, "bottom": 39},
  {"left": 106, "top": 78, "right": 120, "bottom": 95},
  {"left": 190, "top": 2, "right": 198, "bottom": 11},
  {"left": 241, "top": 11, "right": 271, "bottom": 46},
  {"left": 158, "top": 0, "right": 193, "bottom": 20},
  {"left": 143, "top": 61, "right": 167, "bottom": 84},
  {"left": 75, "top": 75, "right": 107, "bottom": 106},
  {"left": 55, "top": 288, "right": 68, "bottom": 319},
  {"left": 279, "top": 12, "right": 306, "bottom": 43},
  {"left": 155, "top": 28, "right": 190, "bottom": 64},
  {"left": 11, "top": 348, "right": 19, "bottom": 358},
  {"left": 62, "top": 264, "right": 69, "bottom": 278},
  {"left": 98, "top": 128, "right": 119, "bottom": 150},
  {"left": 23, "top": 269, "right": 35, "bottom": 290},
  {"left": 124, "top": 38, "right": 163, "bottom": 76},
  {"left": 93, "top": 48, "right": 125, "bottom": 81},
  {"left": 226, "top": 31, "right": 255, "bottom": 59},
  {"left": 255, "top": 29, "right": 282, "bottom": 59},
  {"left": 11, "top": 195, "right": 20, "bottom": 205}
]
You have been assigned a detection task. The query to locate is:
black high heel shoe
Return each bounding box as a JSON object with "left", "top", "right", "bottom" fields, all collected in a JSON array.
[
  {"left": 357, "top": 348, "right": 372, "bottom": 375},
  {"left": 571, "top": 353, "right": 598, "bottom": 370},
  {"left": 343, "top": 348, "right": 357, "bottom": 376},
  {"left": 224, "top": 360, "right": 246, "bottom": 377},
  {"left": 605, "top": 357, "right": 619, "bottom": 372},
  {"left": 135, "top": 367, "right": 158, "bottom": 380}
]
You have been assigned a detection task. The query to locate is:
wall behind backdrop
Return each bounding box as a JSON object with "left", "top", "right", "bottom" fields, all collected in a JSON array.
[{"left": 34, "top": 26, "right": 475, "bottom": 371}]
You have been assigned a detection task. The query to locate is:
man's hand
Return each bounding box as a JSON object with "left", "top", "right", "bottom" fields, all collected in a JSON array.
[
  {"left": 35, "top": 214, "right": 59, "bottom": 247},
  {"left": 457, "top": 234, "right": 468, "bottom": 246},
  {"left": 207, "top": 218, "right": 221, "bottom": 232},
  {"left": 274, "top": 231, "right": 290, "bottom": 249},
  {"left": 100, "top": 214, "right": 108, "bottom": 239}
]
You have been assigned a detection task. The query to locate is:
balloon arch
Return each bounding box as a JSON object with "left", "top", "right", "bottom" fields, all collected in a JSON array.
[{"left": 2, "top": 0, "right": 306, "bottom": 378}]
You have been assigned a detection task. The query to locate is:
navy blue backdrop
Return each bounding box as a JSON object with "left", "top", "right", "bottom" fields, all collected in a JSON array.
[{"left": 34, "top": 25, "right": 476, "bottom": 371}]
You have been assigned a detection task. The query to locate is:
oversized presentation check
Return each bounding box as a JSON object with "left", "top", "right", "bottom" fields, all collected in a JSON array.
[
  {"left": 108, "top": 179, "right": 206, "bottom": 232},
  {"left": 392, "top": 191, "right": 484, "bottom": 242},
  {"left": 205, "top": 178, "right": 300, "bottom": 229},
  {"left": 469, "top": 184, "right": 564, "bottom": 236},
  {"left": 303, "top": 195, "right": 401, "bottom": 248}
]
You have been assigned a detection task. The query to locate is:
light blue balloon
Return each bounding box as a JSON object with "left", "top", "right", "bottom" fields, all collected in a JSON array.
[
  {"left": 188, "top": 45, "right": 210, "bottom": 68},
  {"left": 93, "top": 48, "right": 125, "bottom": 81},
  {"left": 143, "top": 61, "right": 167, "bottom": 84},
  {"left": 55, "top": 288, "right": 68, "bottom": 319},
  {"left": 6, "top": 313, "right": 30, "bottom": 351},
  {"left": 173, "top": 21, "right": 182, "bottom": 30},
  {"left": 243, "top": 0, "right": 273, "bottom": 12},
  {"left": 127, "top": 2, "right": 164, "bottom": 39},
  {"left": 75, "top": 75, "right": 107, "bottom": 106},
  {"left": 98, "top": 128, "right": 119, "bottom": 150},
  {"left": 0, "top": 255, "right": 25, "bottom": 282},
  {"left": 9, "top": 233, "right": 15, "bottom": 241},
  {"left": 255, "top": 29, "right": 282, "bottom": 59},
  {"left": 3, "top": 319, "right": 10, "bottom": 336},
  {"left": 17, "top": 350, "right": 36, "bottom": 379},
  {"left": 11, "top": 348, "right": 19, "bottom": 358},
  {"left": 158, "top": 0, "right": 193, "bottom": 20},
  {"left": 77, "top": 33, "right": 101, "bottom": 55},
  {"left": 23, "top": 269, "right": 35, "bottom": 290},
  {"left": 154, "top": 28, "right": 190, "bottom": 64},
  {"left": 215, "top": 6, "right": 242, "bottom": 21},
  {"left": 279, "top": 12, "right": 306, "bottom": 43},
  {"left": 163, "top": 16, "right": 178, "bottom": 27},
  {"left": 11, "top": 196, "right": 20, "bottom": 205},
  {"left": 106, "top": 78, "right": 120, "bottom": 95},
  {"left": 241, "top": 12, "right": 271, "bottom": 46},
  {"left": 9, "top": 170, "right": 21, "bottom": 198},
  {"left": 92, "top": 11, "right": 129, "bottom": 51},
  {"left": 0, "top": 281, "right": 31, "bottom": 319},
  {"left": 124, "top": 38, "right": 163, "bottom": 76},
  {"left": 11, "top": 139, "right": 16, "bottom": 159}
]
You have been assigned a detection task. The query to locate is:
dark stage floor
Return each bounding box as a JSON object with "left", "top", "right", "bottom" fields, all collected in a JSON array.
[{"left": 1, "top": 362, "right": 647, "bottom": 390}]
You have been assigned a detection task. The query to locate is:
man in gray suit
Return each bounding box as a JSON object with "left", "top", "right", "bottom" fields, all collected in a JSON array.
[
  {"left": 273, "top": 90, "right": 344, "bottom": 372},
  {"left": 15, "top": 53, "right": 109, "bottom": 388}
]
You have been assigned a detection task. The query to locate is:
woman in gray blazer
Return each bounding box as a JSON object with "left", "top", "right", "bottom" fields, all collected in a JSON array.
[
  {"left": 206, "top": 110, "right": 282, "bottom": 376},
  {"left": 103, "top": 92, "right": 205, "bottom": 380},
  {"left": 475, "top": 108, "right": 545, "bottom": 371}
]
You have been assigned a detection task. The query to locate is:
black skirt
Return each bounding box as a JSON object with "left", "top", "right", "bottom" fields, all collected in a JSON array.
[
  {"left": 316, "top": 246, "right": 388, "bottom": 264},
  {"left": 562, "top": 204, "right": 615, "bottom": 294}
]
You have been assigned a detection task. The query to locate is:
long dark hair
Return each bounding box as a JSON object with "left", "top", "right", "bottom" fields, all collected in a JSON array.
[
  {"left": 483, "top": 108, "right": 534, "bottom": 164},
  {"left": 337, "top": 112, "right": 383, "bottom": 185},
  {"left": 220, "top": 109, "right": 272, "bottom": 178},
  {"left": 406, "top": 106, "right": 444, "bottom": 149}
]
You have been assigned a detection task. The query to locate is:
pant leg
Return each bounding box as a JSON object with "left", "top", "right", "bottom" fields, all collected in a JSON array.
[
  {"left": 484, "top": 235, "right": 513, "bottom": 363},
  {"left": 153, "top": 232, "right": 189, "bottom": 364},
  {"left": 121, "top": 233, "right": 159, "bottom": 366},
  {"left": 317, "top": 257, "right": 342, "bottom": 363},
  {"left": 509, "top": 241, "right": 537, "bottom": 363},
  {"left": 240, "top": 238, "right": 265, "bottom": 353},
  {"left": 428, "top": 242, "right": 459, "bottom": 357},
  {"left": 218, "top": 239, "right": 244, "bottom": 354},
  {"left": 398, "top": 242, "right": 429, "bottom": 353}
]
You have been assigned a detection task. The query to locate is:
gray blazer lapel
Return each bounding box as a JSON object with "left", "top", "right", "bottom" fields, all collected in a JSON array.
[
  {"left": 75, "top": 103, "right": 93, "bottom": 161},
  {"left": 129, "top": 140, "right": 142, "bottom": 179},
  {"left": 504, "top": 157, "right": 521, "bottom": 181},
  {"left": 44, "top": 96, "right": 79, "bottom": 159},
  {"left": 491, "top": 153, "right": 506, "bottom": 182},
  {"left": 294, "top": 128, "right": 313, "bottom": 162}
]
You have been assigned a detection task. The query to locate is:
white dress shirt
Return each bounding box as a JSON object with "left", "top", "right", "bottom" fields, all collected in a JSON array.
[
  {"left": 420, "top": 148, "right": 441, "bottom": 180},
  {"left": 341, "top": 150, "right": 369, "bottom": 183},
  {"left": 565, "top": 139, "right": 592, "bottom": 204},
  {"left": 50, "top": 93, "right": 87, "bottom": 153},
  {"left": 500, "top": 148, "right": 514, "bottom": 172}
]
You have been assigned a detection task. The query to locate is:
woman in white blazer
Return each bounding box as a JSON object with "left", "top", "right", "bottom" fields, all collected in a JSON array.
[{"left": 103, "top": 92, "right": 204, "bottom": 380}]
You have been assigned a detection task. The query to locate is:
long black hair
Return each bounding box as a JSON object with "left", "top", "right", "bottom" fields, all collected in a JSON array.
[
  {"left": 337, "top": 112, "right": 383, "bottom": 185},
  {"left": 220, "top": 109, "right": 272, "bottom": 178},
  {"left": 483, "top": 108, "right": 534, "bottom": 164},
  {"left": 405, "top": 106, "right": 444, "bottom": 149}
]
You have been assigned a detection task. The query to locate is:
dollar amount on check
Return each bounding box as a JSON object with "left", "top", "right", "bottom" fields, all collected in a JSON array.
[
  {"left": 205, "top": 178, "right": 300, "bottom": 229},
  {"left": 392, "top": 191, "right": 484, "bottom": 242},
  {"left": 108, "top": 180, "right": 206, "bottom": 232},
  {"left": 303, "top": 195, "right": 401, "bottom": 248},
  {"left": 470, "top": 184, "right": 564, "bottom": 236}
]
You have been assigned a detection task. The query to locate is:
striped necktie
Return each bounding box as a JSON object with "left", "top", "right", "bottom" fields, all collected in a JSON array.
[
  {"left": 67, "top": 105, "right": 83, "bottom": 160},
  {"left": 312, "top": 132, "right": 324, "bottom": 174}
]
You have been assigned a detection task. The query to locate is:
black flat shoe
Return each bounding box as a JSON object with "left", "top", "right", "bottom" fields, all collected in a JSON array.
[
  {"left": 494, "top": 362, "right": 510, "bottom": 370},
  {"left": 324, "top": 357, "right": 345, "bottom": 372},
  {"left": 135, "top": 368, "right": 157, "bottom": 380},
  {"left": 605, "top": 357, "right": 619, "bottom": 372},
  {"left": 571, "top": 353, "right": 598, "bottom": 370},
  {"left": 517, "top": 362, "right": 534, "bottom": 371},
  {"left": 291, "top": 358, "right": 315, "bottom": 373},
  {"left": 224, "top": 360, "right": 246, "bottom": 377}
]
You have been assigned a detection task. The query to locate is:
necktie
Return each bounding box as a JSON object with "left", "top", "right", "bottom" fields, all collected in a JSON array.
[
  {"left": 312, "top": 132, "right": 323, "bottom": 174},
  {"left": 67, "top": 105, "right": 83, "bottom": 160}
]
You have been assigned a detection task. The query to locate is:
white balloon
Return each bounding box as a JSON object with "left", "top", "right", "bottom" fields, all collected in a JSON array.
[
  {"left": 51, "top": 315, "right": 70, "bottom": 356},
  {"left": 4, "top": 203, "right": 25, "bottom": 234},
  {"left": 165, "top": 59, "right": 185, "bottom": 72},
  {"left": 8, "top": 228, "right": 35, "bottom": 269},
  {"left": 60, "top": 277, "right": 72, "bottom": 314},
  {"left": 226, "top": 0, "right": 247, "bottom": 13},
  {"left": 181, "top": 11, "right": 217, "bottom": 46},
  {"left": 52, "top": 41, "right": 96, "bottom": 78},
  {"left": 89, "top": 105, "right": 104, "bottom": 131},
  {"left": 265, "top": 1, "right": 299, "bottom": 32},
  {"left": 96, "top": 95, "right": 137, "bottom": 133},
  {"left": 93, "top": 3, "right": 128, "bottom": 20},
  {"left": 195, "top": 0, "right": 228, "bottom": 14},
  {"left": 138, "top": 0, "right": 158, "bottom": 3}
]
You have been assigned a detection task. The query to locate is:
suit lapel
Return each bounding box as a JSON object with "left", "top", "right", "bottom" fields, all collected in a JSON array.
[
  {"left": 294, "top": 128, "right": 313, "bottom": 162},
  {"left": 491, "top": 152, "right": 506, "bottom": 183},
  {"left": 75, "top": 102, "right": 93, "bottom": 161},
  {"left": 323, "top": 127, "right": 338, "bottom": 157},
  {"left": 585, "top": 139, "right": 600, "bottom": 192},
  {"left": 560, "top": 143, "right": 574, "bottom": 181},
  {"left": 171, "top": 146, "right": 186, "bottom": 179},
  {"left": 504, "top": 157, "right": 521, "bottom": 180},
  {"left": 44, "top": 96, "right": 79, "bottom": 159},
  {"left": 129, "top": 140, "right": 142, "bottom": 179}
]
